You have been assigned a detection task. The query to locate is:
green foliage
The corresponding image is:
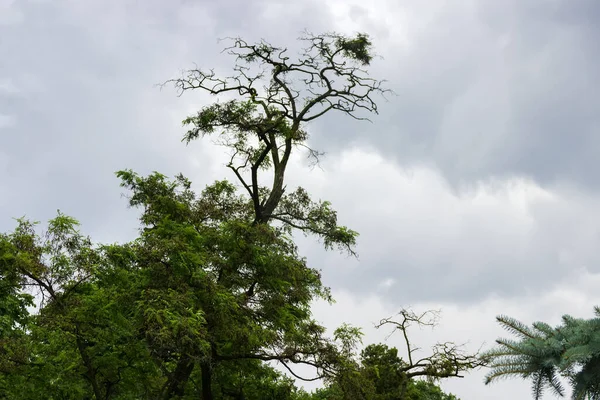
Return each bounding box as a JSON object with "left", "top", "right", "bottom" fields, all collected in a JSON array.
[
  {"left": 361, "top": 344, "right": 407, "bottom": 398},
  {"left": 118, "top": 171, "right": 342, "bottom": 397},
  {"left": 276, "top": 188, "right": 358, "bottom": 254},
  {"left": 405, "top": 380, "right": 460, "bottom": 400},
  {"left": 334, "top": 32, "right": 374, "bottom": 65},
  {"left": 310, "top": 309, "right": 483, "bottom": 400},
  {"left": 311, "top": 343, "right": 461, "bottom": 400},
  {"left": 0, "top": 171, "right": 348, "bottom": 398},
  {"left": 0, "top": 213, "right": 167, "bottom": 399},
  {"left": 483, "top": 307, "right": 600, "bottom": 399}
]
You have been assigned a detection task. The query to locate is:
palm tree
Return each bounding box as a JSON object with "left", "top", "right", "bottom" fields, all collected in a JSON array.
[{"left": 482, "top": 307, "right": 600, "bottom": 400}]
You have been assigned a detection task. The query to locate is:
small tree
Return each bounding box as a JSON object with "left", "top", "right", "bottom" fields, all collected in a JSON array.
[
  {"left": 376, "top": 309, "right": 485, "bottom": 384},
  {"left": 317, "top": 309, "right": 484, "bottom": 399}
]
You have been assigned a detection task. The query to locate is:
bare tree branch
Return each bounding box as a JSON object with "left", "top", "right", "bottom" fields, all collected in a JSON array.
[
  {"left": 376, "top": 308, "right": 487, "bottom": 381},
  {"left": 167, "top": 31, "right": 388, "bottom": 253}
]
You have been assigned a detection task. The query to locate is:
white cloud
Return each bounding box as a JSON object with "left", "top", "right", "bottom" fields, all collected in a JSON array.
[
  {"left": 313, "top": 0, "right": 600, "bottom": 189},
  {"left": 283, "top": 146, "right": 600, "bottom": 304},
  {"left": 0, "top": 78, "right": 19, "bottom": 94},
  {"left": 0, "top": 114, "right": 15, "bottom": 129},
  {"left": 0, "top": 0, "right": 24, "bottom": 25}
]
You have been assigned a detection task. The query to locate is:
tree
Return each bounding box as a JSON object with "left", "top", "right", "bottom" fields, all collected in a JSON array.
[
  {"left": 482, "top": 307, "right": 600, "bottom": 400},
  {"left": 169, "top": 30, "right": 387, "bottom": 239},
  {"left": 0, "top": 168, "right": 350, "bottom": 400},
  {"left": 0, "top": 31, "right": 387, "bottom": 399},
  {"left": 148, "top": 31, "right": 386, "bottom": 398},
  {"left": 133, "top": 30, "right": 385, "bottom": 398},
  {"left": 375, "top": 309, "right": 485, "bottom": 385},
  {"left": 311, "top": 343, "right": 462, "bottom": 400},
  {"left": 315, "top": 309, "right": 483, "bottom": 399}
]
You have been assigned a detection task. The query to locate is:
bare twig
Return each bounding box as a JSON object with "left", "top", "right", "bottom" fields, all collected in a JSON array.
[{"left": 376, "top": 308, "right": 487, "bottom": 381}]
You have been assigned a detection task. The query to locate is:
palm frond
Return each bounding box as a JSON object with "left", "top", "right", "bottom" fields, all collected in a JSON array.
[{"left": 497, "top": 315, "right": 538, "bottom": 340}]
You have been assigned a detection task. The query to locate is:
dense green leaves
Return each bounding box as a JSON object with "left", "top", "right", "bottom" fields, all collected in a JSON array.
[
  {"left": 0, "top": 175, "right": 342, "bottom": 398},
  {"left": 0, "top": 189, "right": 477, "bottom": 400},
  {"left": 0, "top": 214, "right": 155, "bottom": 399},
  {"left": 312, "top": 343, "right": 461, "bottom": 400},
  {"left": 307, "top": 309, "right": 481, "bottom": 400}
]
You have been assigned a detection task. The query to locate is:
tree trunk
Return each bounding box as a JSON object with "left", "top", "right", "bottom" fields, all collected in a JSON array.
[
  {"left": 75, "top": 335, "right": 103, "bottom": 400},
  {"left": 201, "top": 361, "right": 213, "bottom": 400},
  {"left": 162, "top": 357, "right": 194, "bottom": 400}
]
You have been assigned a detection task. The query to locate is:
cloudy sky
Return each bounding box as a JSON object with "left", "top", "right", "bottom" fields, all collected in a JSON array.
[{"left": 2, "top": 0, "right": 600, "bottom": 398}]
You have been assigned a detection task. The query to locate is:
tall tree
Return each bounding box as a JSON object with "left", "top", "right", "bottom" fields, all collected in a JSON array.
[
  {"left": 152, "top": 31, "right": 386, "bottom": 398},
  {"left": 0, "top": 31, "right": 387, "bottom": 399},
  {"left": 482, "top": 307, "right": 600, "bottom": 400},
  {"left": 139, "top": 30, "right": 385, "bottom": 398}
]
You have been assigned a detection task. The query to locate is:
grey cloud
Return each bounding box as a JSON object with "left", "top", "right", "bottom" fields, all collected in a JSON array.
[
  {"left": 0, "top": 0, "right": 331, "bottom": 240},
  {"left": 289, "top": 153, "right": 600, "bottom": 305},
  {"left": 308, "top": 0, "right": 600, "bottom": 191},
  {"left": 2, "top": 0, "right": 600, "bottom": 309}
]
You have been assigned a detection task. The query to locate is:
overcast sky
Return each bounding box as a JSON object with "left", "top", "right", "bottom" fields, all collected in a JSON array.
[{"left": 2, "top": 0, "right": 600, "bottom": 398}]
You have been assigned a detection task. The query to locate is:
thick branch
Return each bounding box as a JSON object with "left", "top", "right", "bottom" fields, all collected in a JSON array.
[{"left": 215, "top": 347, "right": 336, "bottom": 382}]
